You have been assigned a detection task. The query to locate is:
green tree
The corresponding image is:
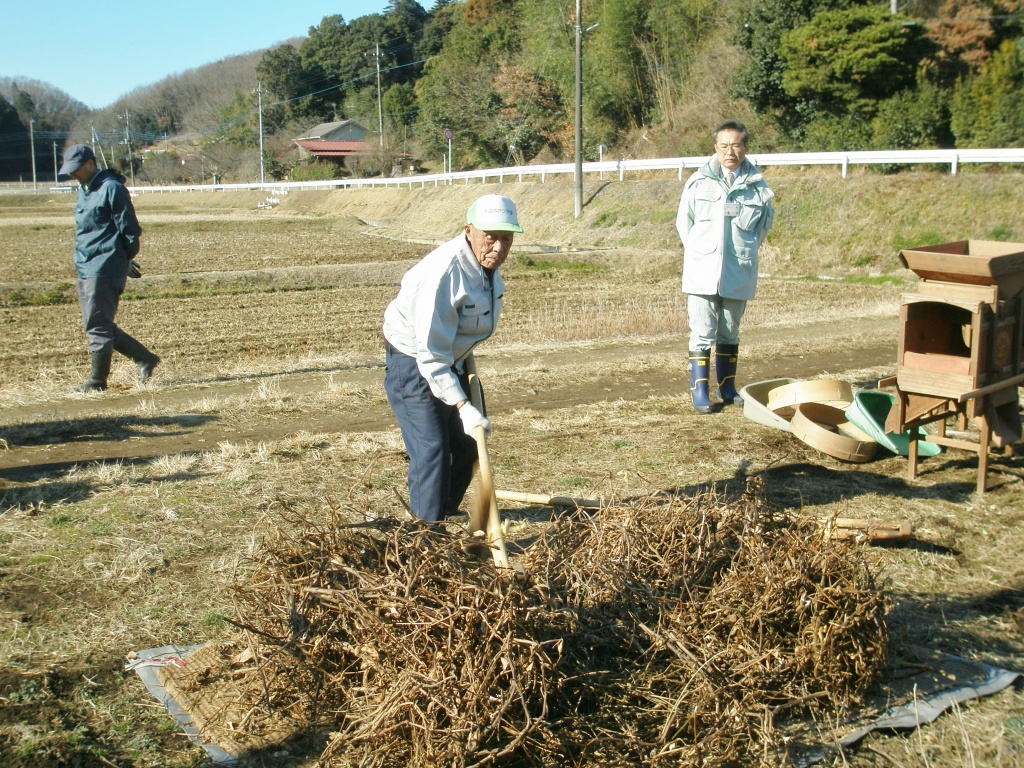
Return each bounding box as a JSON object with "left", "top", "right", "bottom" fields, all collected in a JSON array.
[
  {"left": 418, "top": 0, "right": 460, "bottom": 58},
  {"left": 416, "top": 54, "right": 505, "bottom": 166},
  {"left": 344, "top": 86, "right": 383, "bottom": 134},
  {"left": 950, "top": 38, "right": 1024, "bottom": 147},
  {"left": 870, "top": 79, "right": 954, "bottom": 151},
  {"left": 0, "top": 95, "right": 30, "bottom": 179},
  {"left": 780, "top": 6, "right": 931, "bottom": 117},
  {"left": 257, "top": 44, "right": 317, "bottom": 123},
  {"left": 290, "top": 159, "right": 340, "bottom": 180},
  {"left": 331, "top": 14, "right": 390, "bottom": 95},
  {"left": 214, "top": 90, "right": 258, "bottom": 146},
  {"left": 413, "top": 1, "right": 518, "bottom": 166},
  {"left": 382, "top": 82, "right": 417, "bottom": 129},
  {"left": 515, "top": 0, "right": 573, "bottom": 119},
  {"left": 0, "top": 95, "right": 22, "bottom": 134},
  {"left": 731, "top": 0, "right": 864, "bottom": 132},
  {"left": 384, "top": 0, "right": 430, "bottom": 82},
  {"left": 584, "top": 0, "right": 650, "bottom": 137},
  {"left": 640, "top": 0, "right": 717, "bottom": 127},
  {"left": 799, "top": 111, "right": 873, "bottom": 150},
  {"left": 12, "top": 86, "right": 36, "bottom": 123},
  {"left": 298, "top": 15, "right": 357, "bottom": 115},
  {"left": 493, "top": 63, "right": 565, "bottom": 163}
]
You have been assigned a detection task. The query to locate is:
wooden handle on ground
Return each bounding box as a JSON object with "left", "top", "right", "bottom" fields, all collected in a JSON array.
[
  {"left": 827, "top": 518, "right": 912, "bottom": 544},
  {"left": 494, "top": 490, "right": 605, "bottom": 509}
]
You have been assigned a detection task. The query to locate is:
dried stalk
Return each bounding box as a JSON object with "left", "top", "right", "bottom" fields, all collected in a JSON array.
[{"left": 166, "top": 483, "right": 889, "bottom": 768}]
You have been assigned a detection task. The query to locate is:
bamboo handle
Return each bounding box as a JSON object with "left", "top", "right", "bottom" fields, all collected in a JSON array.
[
  {"left": 827, "top": 518, "right": 912, "bottom": 543},
  {"left": 464, "top": 357, "right": 508, "bottom": 568},
  {"left": 472, "top": 425, "right": 509, "bottom": 568},
  {"left": 494, "top": 490, "right": 604, "bottom": 509}
]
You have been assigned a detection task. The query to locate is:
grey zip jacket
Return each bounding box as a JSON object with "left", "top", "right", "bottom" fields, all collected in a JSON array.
[
  {"left": 383, "top": 233, "right": 504, "bottom": 405},
  {"left": 676, "top": 157, "right": 774, "bottom": 300}
]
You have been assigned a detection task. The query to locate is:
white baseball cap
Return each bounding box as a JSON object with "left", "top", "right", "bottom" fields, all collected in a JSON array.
[{"left": 467, "top": 194, "right": 523, "bottom": 233}]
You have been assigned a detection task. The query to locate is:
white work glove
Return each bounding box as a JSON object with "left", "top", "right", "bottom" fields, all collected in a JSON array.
[
  {"left": 127, "top": 259, "right": 143, "bottom": 278},
  {"left": 458, "top": 403, "right": 491, "bottom": 437}
]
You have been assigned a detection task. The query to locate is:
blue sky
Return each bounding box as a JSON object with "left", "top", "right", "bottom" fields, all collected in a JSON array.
[{"left": 4, "top": 1, "right": 391, "bottom": 109}]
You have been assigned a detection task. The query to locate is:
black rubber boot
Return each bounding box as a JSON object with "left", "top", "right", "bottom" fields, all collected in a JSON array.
[
  {"left": 688, "top": 348, "right": 717, "bottom": 414},
  {"left": 715, "top": 343, "right": 743, "bottom": 405},
  {"left": 138, "top": 352, "right": 161, "bottom": 384},
  {"left": 114, "top": 335, "right": 161, "bottom": 384},
  {"left": 77, "top": 350, "right": 112, "bottom": 392}
]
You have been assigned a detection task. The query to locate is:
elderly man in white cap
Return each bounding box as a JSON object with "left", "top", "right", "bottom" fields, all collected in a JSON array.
[{"left": 383, "top": 193, "right": 522, "bottom": 523}]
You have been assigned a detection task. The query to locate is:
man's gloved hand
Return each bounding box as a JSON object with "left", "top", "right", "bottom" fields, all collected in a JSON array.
[
  {"left": 458, "top": 403, "right": 492, "bottom": 437},
  {"left": 127, "top": 259, "right": 143, "bottom": 278}
]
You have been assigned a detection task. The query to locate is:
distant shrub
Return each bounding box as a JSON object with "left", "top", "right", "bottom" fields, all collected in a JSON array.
[
  {"left": 800, "top": 113, "right": 872, "bottom": 152},
  {"left": 871, "top": 83, "right": 952, "bottom": 151},
  {"left": 867, "top": 83, "right": 953, "bottom": 174},
  {"left": 290, "top": 161, "right": 340, "bottom": 181},
  {"left": 951, "top": 40, "right": 1024, "bottom": 148},
  {"left": 986, "top": 225, "right": 1016, "bottom": 241}
]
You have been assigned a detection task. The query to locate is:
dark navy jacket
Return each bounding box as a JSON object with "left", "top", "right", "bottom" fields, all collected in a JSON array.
[{"left": 73, "top": 169, "right": 142, "bottom": 279}]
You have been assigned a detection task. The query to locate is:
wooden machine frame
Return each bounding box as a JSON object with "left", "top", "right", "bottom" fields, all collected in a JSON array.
[{"left": 884, "top": 241, "right": 1024, "bottom": 494}]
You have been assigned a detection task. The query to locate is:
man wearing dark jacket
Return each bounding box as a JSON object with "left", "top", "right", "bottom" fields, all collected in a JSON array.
[{"left": 60, "top": 144, "right": 159, "bottom": 391}]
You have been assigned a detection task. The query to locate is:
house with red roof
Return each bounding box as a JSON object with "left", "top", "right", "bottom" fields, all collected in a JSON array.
[{"left": 293, "top": 119, "right": 373, "bottom": 169}]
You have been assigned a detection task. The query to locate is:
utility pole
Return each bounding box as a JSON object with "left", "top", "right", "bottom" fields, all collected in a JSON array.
[
  {"left": 121, "top": 111, "right": 135, "bottom": 187},
  {"left": 29, "top": 118, "right": 37, "bottom": 190},
  {"left": 375, "top": 43, "right": 384, "bottom": 149},
  {"left": 53, "top": 141, "right": 58, "bottom": 183},
  {"left": 573, "top": 0, "right": 583, "bottom": 219},
  {"left": 90, "top": 125, "right": 107, "bottom": 168},
  {"left": 255, "top": 80, "right": 266, "bottom": 184}
]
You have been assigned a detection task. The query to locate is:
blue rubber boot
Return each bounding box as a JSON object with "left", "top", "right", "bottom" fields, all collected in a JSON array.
[
  {"left": 715, "top": 343, "right": 743, "bottom": 405},
  {"left": 688, "top": 349, "right": 716, "bottom": 414}
]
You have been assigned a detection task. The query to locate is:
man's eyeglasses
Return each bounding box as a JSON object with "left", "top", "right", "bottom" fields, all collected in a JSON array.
[
  {"left": 479, "top": 230, "right": 514, "bottom": 246},
  {"left": 715, "top": 142, "right": 746, "bottom": 152}
]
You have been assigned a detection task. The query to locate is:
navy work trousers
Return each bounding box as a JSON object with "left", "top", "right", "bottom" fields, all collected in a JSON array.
[
  {"left": 78, "top": 274, "right": 131, "bottom": 354},
  {"left": 384, "top": 344, "right": 478, "bottom": 523}
]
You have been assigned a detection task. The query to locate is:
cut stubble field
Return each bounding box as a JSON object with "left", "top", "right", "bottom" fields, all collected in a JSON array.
[{"left": 0, "top": 174, "right": 1022, "bottom": 767}]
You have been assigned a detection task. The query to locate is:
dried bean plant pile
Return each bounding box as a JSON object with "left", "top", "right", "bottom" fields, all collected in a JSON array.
[{"left": 171, "top": 482, "right": 889, "bottom": 767}]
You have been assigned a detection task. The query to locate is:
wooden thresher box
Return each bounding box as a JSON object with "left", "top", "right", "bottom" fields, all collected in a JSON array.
[{"left": 889, "top": 240, "right": 1024, "bottom": 493}]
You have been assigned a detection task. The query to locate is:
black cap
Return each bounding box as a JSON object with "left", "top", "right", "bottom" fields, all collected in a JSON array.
[{"left": 59, "top": 144, "right": 96, "bottom": 177}]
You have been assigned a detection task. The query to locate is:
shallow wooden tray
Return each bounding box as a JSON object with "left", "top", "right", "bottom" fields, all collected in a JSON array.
[{"left": 899, "top": 240, "right": 1024, "bottom": 297}]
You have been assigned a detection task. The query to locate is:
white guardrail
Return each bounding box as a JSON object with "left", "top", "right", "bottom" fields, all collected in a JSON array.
[{"left": 10, "top": 148, "right": 1024, "bottom": 196}]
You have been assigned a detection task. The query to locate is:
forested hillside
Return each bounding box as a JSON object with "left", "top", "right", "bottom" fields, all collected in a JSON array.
[{"left": 2, "top": 0, "right": 1022, "bottom": 183}]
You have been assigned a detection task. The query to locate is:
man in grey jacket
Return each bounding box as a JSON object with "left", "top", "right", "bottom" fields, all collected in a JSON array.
[
  {"left": 60, "top": 144, "right": 159, "bottom": 392},
  {"left": 383, "top": 194, "right": 521, "bottom": 523},
  {"left": 676, "top": 121, "right": 774, "bottom": 413}
]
